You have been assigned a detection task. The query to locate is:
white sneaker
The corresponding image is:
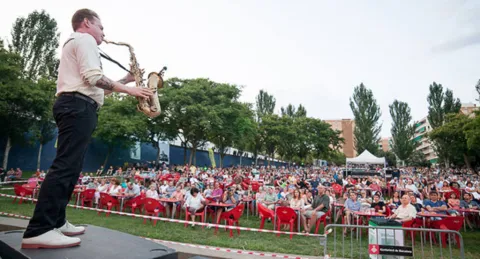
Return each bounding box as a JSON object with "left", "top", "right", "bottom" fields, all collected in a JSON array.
[
  {"left": 22, "top": 229, "right": 81, "bottom": 249},
  {"left": 58, "top": 221, "right": 85, "bottom": 236}
]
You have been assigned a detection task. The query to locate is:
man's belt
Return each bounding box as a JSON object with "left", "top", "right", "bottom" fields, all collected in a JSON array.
[{"left": 59, "top": 92, "right": 99, "bottom": 111}]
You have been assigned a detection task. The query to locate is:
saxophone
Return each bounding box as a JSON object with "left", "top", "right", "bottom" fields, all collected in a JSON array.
[{"left": 103, "top": 39, "right": 166, "bottom": 118}]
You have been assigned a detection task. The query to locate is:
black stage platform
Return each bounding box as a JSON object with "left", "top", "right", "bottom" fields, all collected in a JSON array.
[{"left": 0, "top": 224, "right": 211, "bottom": 259}]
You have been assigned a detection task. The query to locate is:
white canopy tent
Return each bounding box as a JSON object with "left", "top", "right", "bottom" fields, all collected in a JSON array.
[{"left": 346, "top": 150, "right": 386, "bottom": 165}]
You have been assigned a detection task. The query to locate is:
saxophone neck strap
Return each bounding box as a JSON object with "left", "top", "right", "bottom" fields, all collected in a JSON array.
[
  {"left": 63, "top": 38, "right": 132, "bottom": 75},
  {"left": 98, "top": 48, "right": 133, "bottom": 75}
]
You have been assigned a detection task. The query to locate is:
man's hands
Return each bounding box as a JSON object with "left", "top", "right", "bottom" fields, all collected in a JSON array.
[{"left": 127, "top": 87, "right": 154, "bottom": 98}]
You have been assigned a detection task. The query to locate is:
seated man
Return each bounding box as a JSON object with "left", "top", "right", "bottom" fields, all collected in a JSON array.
[
  {"left": 262, "top": 187, "right": 279, "bottom": 210},
  {"left": 423, "top": 191, "right": 448, "bottom": 215},
  {"left": 387, "top": 194, "right": 417, "bottom": 223},
  {"left": 215, "top": 185, "right": 240, "bottom": 224},
  {"left": 124, "top": 182, "right": 140, "bottom": 198},
  {"left": 303, "top": 185, "right": 330, "bottom": 233},
  {"left": 460, "top": 193, "right": 479, "bottom": 209}
]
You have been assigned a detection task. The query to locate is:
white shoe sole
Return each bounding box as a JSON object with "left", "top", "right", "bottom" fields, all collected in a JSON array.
[{"left": 21, "top": 240, "right": 81, "bottom": 249}]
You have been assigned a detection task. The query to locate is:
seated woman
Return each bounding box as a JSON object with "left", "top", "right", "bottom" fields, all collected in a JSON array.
[
  {"left": 146, "top": 184, "right": 159, "bottom": 199},
  {"left": 167, "top": 185, "right": 184, "bottom": 218},
  {"left": 370, "top": 193, "right": 386, "bottom": 214},
  {"left": 108, "top": 179, "right": 122, "bottom": 195},
  {"left": 184, "top": 187, "right": 206, "bottom": 228}
]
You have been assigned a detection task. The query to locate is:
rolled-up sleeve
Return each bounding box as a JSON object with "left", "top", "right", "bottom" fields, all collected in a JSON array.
[{"left": 75, "top": 35, "right": 103, "bottom": 86}]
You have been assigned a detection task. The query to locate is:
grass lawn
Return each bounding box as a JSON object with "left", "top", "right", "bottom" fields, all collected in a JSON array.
[{"left": 1, "top": 172, "right": 479, "bottom": 258}]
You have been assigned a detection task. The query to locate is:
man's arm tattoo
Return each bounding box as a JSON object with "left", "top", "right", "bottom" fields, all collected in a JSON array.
[{"left": 95, "top": 76, "right": 115, "bottom": 90}]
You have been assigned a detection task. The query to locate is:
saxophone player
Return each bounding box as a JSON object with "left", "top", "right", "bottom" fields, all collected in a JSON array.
[{"left": 21, "top": 8, "right": 153, "bottom": 249}]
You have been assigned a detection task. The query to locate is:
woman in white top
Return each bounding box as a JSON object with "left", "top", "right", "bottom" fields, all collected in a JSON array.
[
  {"left": 184, "top": 187, "right": 206, "bottom": 227},
  {"left": 146, "top": 184, "right": 159, "bottom": 199},
  {"left": 95, "top": 179, "right": 109, "bottom": 203},
  {"left": 108, "top": 179, "right": 122, "bottom": 195}
]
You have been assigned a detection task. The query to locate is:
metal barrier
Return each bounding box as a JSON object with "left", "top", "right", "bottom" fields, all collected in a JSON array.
[{"left": 320, "top": 224, "right": 465, "bottom": 259}]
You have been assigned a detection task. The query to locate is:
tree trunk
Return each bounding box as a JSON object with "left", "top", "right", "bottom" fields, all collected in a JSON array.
[
  {"left": 193, "top": 147, "right": 197, "bottom": 166},
  {"left": 189, "top": 144, "right": 196, "bottom": 165},
  {"left": 220, "top": 152, "right": 224, "bottom": 168},
  {"left": 183, "top": 142, "right": 187, "bottom": 165},
  {"left": 155, "top": 141, "right": 161, "bottom": 165},
  {"left": 463, "top": 153, "right": 472, "bottom": 171},
  {"left": 37, "top": 143, "right": 43, "bottom": 169},
  {"left": 103, "top": 147, "right": 111, "bottom": 168},
  {"left": 2, "top": 136, "right": 12, "bottom": 169}
]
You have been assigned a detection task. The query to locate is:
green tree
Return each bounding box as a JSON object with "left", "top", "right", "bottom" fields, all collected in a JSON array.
[
  {"left": 428, "top": 113, "right": 473, "bottom": 169},
  {"left": 0, "top": 41, "right": 52, "bottom": 169},
  {"left": 475, "top": 79, "right": 480, "bottom": 102},
  {"left": 252, "top": 90, "right": 276, "bottom": 165},
  {"left": 405, "top": 150, "right": 429, "bottom": 167},
  {"left": 208, "top": 83, "right": 254, "bottom": 167},
  {"left": 464, "top": 111, "right": 480, "bottom": 152},
  {"left": 232, "top": 103, "right": 256, "bottom": 166},
  {"left": 8, "top": 9, "right": 60, "bottom": 80},
  {"left": 261, "top": 114, "right": 282, "bottom": 165},
  {"left": 163, "top": 78, "right": 222, "bottom": 165},
  {"left": 93, "top": 95, "right": 148, "bottom": 167},
  {"left": 378, "top": 150, "right": 397, "bottom": 167},
  {"left": 349, "top": 83, "right": 382, "bottom": 155},
  {"left": 426, "top": 82, "right": 462, "bottom": 165},
  {"left": 32, "top": 78, "right": 56, "bottom": 169},
  {"left": 389, "top": 100, "right": 416, "bottom": 163}
]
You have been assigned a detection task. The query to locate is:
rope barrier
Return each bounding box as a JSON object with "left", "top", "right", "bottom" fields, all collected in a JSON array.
[{"left": 0, "top": 193, "right": 329, "bottom": 237}]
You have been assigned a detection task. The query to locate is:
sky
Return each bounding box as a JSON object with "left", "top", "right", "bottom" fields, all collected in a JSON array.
[{"left": 1, "top": 0, "right": 479, "bottom": 138}]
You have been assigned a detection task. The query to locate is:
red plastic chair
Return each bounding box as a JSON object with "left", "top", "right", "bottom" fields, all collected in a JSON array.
[
  {"left": 431, "top": 216, "right": 464, "bottom": 248},
  {"left": 81, "top": 189, "right": 96, "bottom": 207},
  {"left": 98, "top": 193, "right": 120, "bottom": 217},
  {"left": 12, "top": 184, "right": 34, "bottom": 204},
  {"left": 215, "top": 203, "right": 245, "bottom": 237},
  {"left": 257, "top": 203, "right": 274, "bottom": 229},
  {"left": 143, "top": 198, "right": 166, "bottom": 226},
  {"left": 332, "top": 184, "right": 343, "bottom": 195},
  {"left": 402, "top": 219, "right": 417, "bottom": 243},
  {"left": 275, "top": 206, "right": 297, "bottom": 239},
  {"left": 123, "top": 195, "right": 145, "bottom": 214},
  {"left": 314, "top": 210, "right": 331, "bottom": 234},
  {"left": 184, "top": 206, "right": 205, "bottom": 228}
]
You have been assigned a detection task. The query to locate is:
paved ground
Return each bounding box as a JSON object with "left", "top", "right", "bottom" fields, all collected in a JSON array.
[{"left": 0, "top": 216, "right": 323, "bottom": 259}]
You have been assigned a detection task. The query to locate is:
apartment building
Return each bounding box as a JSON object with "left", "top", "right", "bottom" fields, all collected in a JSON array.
[
  {"left": 413, "top": 117, "right": 437, "bottom": 164},
  {"left": 460, "top": 103, "right": 478, "bottom": 117},
  {"left": 378, "top": 137, "right": 392, "bottom": 152},
  {"left": 325, "top": 119, "right": 356, "bottom": 158}
]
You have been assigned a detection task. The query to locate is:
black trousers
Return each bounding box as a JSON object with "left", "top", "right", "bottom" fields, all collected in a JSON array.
[{"left": 23, "top": 94, "right": 98, "bottom": 238}]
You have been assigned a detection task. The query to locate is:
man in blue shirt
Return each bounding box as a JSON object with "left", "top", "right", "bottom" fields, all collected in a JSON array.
[{"left": 423, "top": 192, "right": 448, "bottom": 215}]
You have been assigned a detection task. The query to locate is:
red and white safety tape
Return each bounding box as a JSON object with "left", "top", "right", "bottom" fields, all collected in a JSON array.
[
  {"left": 145, "top": 237, "right": 317, "bottom": 259},
  {"left": 0, "top": 193, "right": 330, "bottom": 237},
  {"left": 0, "top": 176, "right": 115, "bottom": 185},
  {"left": 0, "top": 212, "right": 325, "bottom": 259}
]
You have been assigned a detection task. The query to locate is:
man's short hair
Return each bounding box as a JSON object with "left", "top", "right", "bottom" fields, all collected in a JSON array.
[{"left": 71, "top": 9, "right": 100, "bottom": 31}]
